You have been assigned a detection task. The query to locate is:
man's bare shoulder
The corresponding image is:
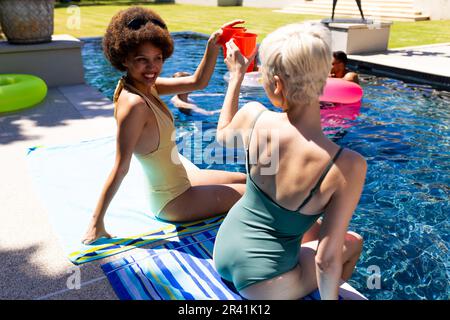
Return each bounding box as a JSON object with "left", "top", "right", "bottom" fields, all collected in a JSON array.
[{"left": 344, "top": 72, "right": 359, "bottom": 84}]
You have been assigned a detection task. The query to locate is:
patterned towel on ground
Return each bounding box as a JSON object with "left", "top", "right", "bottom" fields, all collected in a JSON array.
[
  {"left": 26, "top": 135, "right": 223, "bottom": 265},
  {"left": 101, "top": 228, "right": 367, "bottom": 300}
]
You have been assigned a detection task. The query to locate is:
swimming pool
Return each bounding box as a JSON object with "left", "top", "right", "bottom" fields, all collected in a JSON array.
[{"left": 81, "top": 34, "right": 449, "bottom": 300}]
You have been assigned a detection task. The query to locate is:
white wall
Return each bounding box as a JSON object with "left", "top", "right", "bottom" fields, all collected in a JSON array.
[
  {"left": 175, "top": 0, "right": 297, "bottom": 8},
  {"left": 242, "top": 0, "right": 298, "bottom": 8},
  {"left": 175, "top": 0, "right": 450, "bottom": 18},
  {"left": 175, "top": 0, "right": 243, "bottom": 6},
  {"left": 414, "top": 0, "right": 450, "bottom": 20},
  {"left": 175, "top": 0, "right": 217, "bottom": 6}
]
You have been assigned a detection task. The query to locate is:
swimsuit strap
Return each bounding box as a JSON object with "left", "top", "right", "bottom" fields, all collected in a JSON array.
[
  {"left": 296, "top": 146, "right": 344, "bottom": 212},
  {"left": 244, "top": 109, "right": 344, "bottom": 214},
  {"left": 245, "top": 109, "right": 267, "bottom": 173},
  {"left": 112, "top": 77, "right": 126, "bottom": 118},
  {"left": 113, "top": 76, "right": 173, "bottom": 122}
]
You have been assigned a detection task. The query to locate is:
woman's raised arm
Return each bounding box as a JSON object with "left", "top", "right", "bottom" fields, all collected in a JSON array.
[
  {"left": 156, "top": 20, "right": 245, "bottom": 96},
  {"left": 216, "top": 39, "right": 259, "bottom": 148}
]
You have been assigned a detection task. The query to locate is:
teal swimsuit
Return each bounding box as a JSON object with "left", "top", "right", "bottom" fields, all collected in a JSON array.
[{"left": 213, "top": 110, "right": 344, "bottom": 292}]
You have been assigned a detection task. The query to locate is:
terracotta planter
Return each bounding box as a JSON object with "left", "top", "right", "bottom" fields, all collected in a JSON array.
[{"left": 0, "top": 0, "right": 54, "bottom": 44}]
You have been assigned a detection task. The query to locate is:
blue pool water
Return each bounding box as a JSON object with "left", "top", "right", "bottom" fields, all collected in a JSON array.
[{"left": 81, "top": 34, "right": 449, "bottom": 300}]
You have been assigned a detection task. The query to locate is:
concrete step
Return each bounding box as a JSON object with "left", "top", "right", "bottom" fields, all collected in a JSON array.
[
  {"left": 276, "top": 8, "right": 430, "bottom": 21},
  {"left": 278, "top": 0, "right": 429, "bottom": 21},
  {"left": 296, "top": 0, "right": 416, "bottom": 7},
  {"left": 288, "top": 3, "right": 422, "bottom": 14},
  {"left": 279, "top": 6, "right": 423, "bottom": 16},
  {"left": 283, "top": 6, "right": 423, "bottom": 16},
  {"left": 298, "top": 0, "right": 416, "bottom": 5}
]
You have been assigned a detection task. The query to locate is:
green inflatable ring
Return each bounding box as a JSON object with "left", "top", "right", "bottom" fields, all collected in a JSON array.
[{"left": 0, "top": 74, "right": 47, "bottom": 113}]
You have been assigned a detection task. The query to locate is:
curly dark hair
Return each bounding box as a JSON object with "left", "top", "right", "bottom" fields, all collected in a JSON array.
[{"left": 103, "top": 6, "right": 174, "bottom": 72}]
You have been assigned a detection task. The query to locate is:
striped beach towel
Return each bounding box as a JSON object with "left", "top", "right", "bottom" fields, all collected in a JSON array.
[
  {"left": 26, "top": 135, "right": 225, "bottom": 265},
  {"left": 101, "top": 228, "right": 367, "bottom": 300},
  {"left": 72, "top": 216, "right": 225, "bottom": 265}
]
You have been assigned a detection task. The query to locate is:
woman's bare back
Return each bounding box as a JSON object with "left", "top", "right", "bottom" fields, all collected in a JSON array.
[{"left": 248, "top": 111, "right": 346, "bottom": 216}]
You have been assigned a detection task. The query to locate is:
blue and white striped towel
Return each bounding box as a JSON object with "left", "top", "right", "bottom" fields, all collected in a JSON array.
[{"left": 101, "top": 228, "right": 367, "bottom": 300}]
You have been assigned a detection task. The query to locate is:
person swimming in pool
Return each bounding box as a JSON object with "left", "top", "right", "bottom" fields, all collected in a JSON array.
[
  {"left": 170, "top": 72, "right": 221, "bottom": 116},
  {"left": 213, "top": 22, "right": 366, "bottom": 300},
  {"left": 329, "top": 51, "right": 360, "bottom": 84},
  {"left": 82, "top": 7, "right": 246, "bottom": 245}
]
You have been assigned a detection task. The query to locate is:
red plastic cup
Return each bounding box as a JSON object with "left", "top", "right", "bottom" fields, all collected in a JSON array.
[
  {"left": 232, "top": 32, "right": 257, "bottom": 73},
  {"left": 219, "top": 26, "right": 246, "bottom": 58}
]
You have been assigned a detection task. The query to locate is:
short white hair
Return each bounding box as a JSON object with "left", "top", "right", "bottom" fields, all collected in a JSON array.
[{"left": 259, "top": 22, "right": 332, "bottom": 107}]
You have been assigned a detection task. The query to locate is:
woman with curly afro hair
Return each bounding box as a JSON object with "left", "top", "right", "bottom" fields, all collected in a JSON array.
[{"left": 82, "top": 7, "right": 246, "bottom": 245}]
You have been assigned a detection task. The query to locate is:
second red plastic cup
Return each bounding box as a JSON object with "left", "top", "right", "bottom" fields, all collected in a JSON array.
[
  {"left": 232, "top": 32, "right": 257, "bottom": 73},
  {"left": 219, "top": 26, "right": 246, "bottom": 58}
]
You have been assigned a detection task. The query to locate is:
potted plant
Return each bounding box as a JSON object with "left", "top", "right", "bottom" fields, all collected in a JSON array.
[{"left": 0, "top": 0, "right": 54, "bottom": 44}]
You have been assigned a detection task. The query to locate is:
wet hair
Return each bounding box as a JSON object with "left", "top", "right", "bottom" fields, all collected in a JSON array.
[
  {"left": 333, "top": 51, "right": 348, "bottom": 64},
  {"left": 172, "top": 71, "right": 191, "bottom": 78},
  {"left": 103, "top": 6, "right": 174, "bottom": 72},
  {"left": 259, "top": 22, "right": 332, "bottom": 107}
]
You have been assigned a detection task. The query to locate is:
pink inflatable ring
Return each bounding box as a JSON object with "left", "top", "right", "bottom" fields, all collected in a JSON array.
[
  {"left": 320, "top": 77, "right": 363, "bottom": 104},
  {"left": 224, "top": 72, "right": 363, "bottom": 104}
]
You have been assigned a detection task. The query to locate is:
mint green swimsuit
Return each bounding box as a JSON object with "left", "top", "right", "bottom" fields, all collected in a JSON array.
[{"left": 213, "top": 111, "right": 344, "bottom": 292}]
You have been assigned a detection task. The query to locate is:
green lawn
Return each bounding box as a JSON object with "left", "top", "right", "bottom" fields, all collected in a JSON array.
[
  {"left": 47, "top": 3, "right": 450, "bottom": 48},
  {"left": 54, "top": 3, "right": 324, "bottom": 41},
  {"left": 389, "top": 20, "right": 450, "bottom": 48}
]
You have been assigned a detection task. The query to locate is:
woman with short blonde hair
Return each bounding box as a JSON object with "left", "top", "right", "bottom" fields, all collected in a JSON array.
[
  {"left": 259, "top": 23, "right": 332, "bottom": 107},
  {"left": 213, "top": 22, "right": 366, "bottom": 300}
]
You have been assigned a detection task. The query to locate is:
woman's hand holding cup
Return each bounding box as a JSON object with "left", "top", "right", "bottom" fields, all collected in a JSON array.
[
  {"left": 208, "top": 19, "right": 246, "bottom": 49},
  {"left": 224, "top": 39, "right": 258, "bottom": 80}
]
